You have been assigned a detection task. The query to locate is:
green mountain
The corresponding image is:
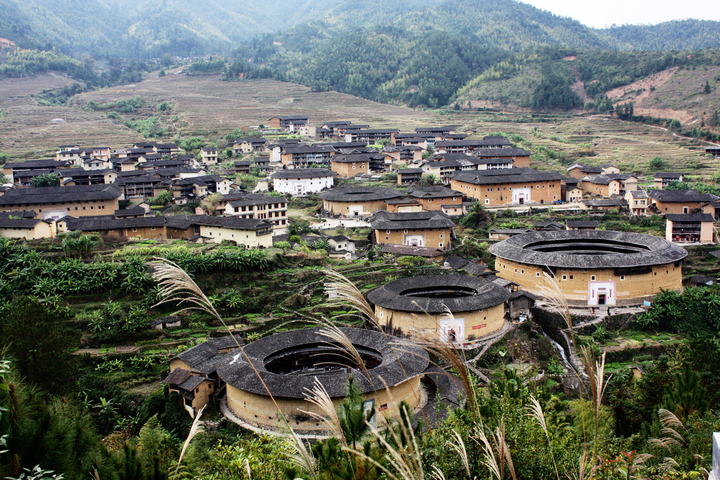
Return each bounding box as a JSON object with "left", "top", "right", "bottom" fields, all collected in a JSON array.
[{"left": 601, "top": 20, "right": 720, "bottom": 51}]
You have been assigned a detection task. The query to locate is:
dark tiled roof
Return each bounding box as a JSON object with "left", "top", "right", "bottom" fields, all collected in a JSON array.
[
  {"left": 649, "top": 189, "right": 718, "bottom": 203},
  {"left": 225, "top": 193, "right": 288, "bottom": 207},
  {"left": 665, "top": 214, "right": 715, "bottom": 222},
  {"left": 452, "top": 168, "right": 564, "bottom": 185},
  {"left": 488, "top": 230, "right": 687, "bottom": 269},
  {"left": 270, "top": 168, "right": 335, "bottom": 179},
  {"left": 63, "top": 215, "right": 166, "bottom": 231},
  {"left": 407, "top": 186, "right": 461, "bottom": 199},
  {"left": 398, "top": 168, "right": 423, "bottom": 174},
  {"left": 164, "top": 368, "right": 191, "bottom": 386},
  {"left": 367, "top": 275, "right": 510, "bottom": 313},
  {"left": 0, "top": 216, "right": 43, "bottom": 228},
  {"left": 0, "top": 184, "right": 121, "bottom": 205},
  {"left": 115, "top": 205, "right": 147, "bottom": 217},
  {"left": 319, "top": 186, "right": 405, "bottom": 202},
  {"left": 216, "top": 328, "right": 428, "bottom": 399},
  {"left": 628, "top": 190, "right": 649, "bottom": 199},
  {"left": 654, "top": 172, "right": 683, "bottom": 179},
  {"left": 472, "top": 148, "right": 531, "bottom": 157},
  {"left": 174, "top": 335, "right": 245, "bottom": 375},
  {"left": 444, "top": 255, "right": 488, "bottom": 276},
  {"left": 370, "top": 211, "right": 456, "bottom": 230},
  {"left": 582, "top": 198, "right": 628, "bottom": 207},
  {"left": 4, "top": 159, "right": 70, "bottom": 169},
  {"left": 331, "top": 153, "right": 372, "bottom": 164}
]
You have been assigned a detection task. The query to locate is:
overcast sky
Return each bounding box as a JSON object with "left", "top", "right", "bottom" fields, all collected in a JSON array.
[{"left": 518, "top": 0, "right": 720, "bottom": 28}]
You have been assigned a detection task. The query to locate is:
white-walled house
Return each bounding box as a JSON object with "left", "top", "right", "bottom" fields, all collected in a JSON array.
[{"left": 270, "top": 168, "right": 336, "bottom": 196}]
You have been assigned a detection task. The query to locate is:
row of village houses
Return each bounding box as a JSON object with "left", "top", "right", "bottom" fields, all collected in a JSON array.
[{"left": 1, "top": 172, "right": 717, "bottom": 251}]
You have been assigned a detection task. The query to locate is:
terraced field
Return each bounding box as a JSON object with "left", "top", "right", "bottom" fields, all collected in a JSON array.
[{"left": 1, "top": 72, "right": 717, "bottom": 184}]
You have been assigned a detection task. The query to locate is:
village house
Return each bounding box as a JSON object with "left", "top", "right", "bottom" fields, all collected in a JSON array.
[
  {"left": 625, "top": 190, "right": 649, "bottom": 215},
  {"left": 0, "top": 212, "right": 55, "bottom": 240},
  {"left": 384, "top": 145, "right": 424, "bottom": 164},
  {"left": 166, "top": 335, "right": 245, "bottom": 412},
  {"left": 420, "top": 154, "right": 482, "bottom": 184},
  {"left": 385, "top": 198, "right": 423, "bottom": 213},
  {"left": 563, "top": 177, "right": 584, "bottom": 203},
  {"left": 450, "top": 168, "right": 564, "bottom": 206},
  {"left": 59, "top": 214, "right": 274, "bottom": 247},
  {"left": 648, "top": 189, "right": 718, "bottom": 216},
  {"left": 706, "top": 146, "right": 720, "bottom": 158},
  {"left": 344, "top": 129, "right": 399, "bottom": 144},
  {"left": 58, "top": 169, "right": 117, "bottom": 186},
  {"left": 330, "top": 153, "right": 372, "bottom": 177},
  {"left": 580, "top": 174, "right": 638, "bottom": 197},
  {"left": 580, "top": 197, "right": 628, "bottom": 214},
  {"left": 566, "top": 163, "right": 604, "bottom": 179},
  {"left": 379, "top": 244, "right": 446, "bottom": 264},
  {"left": 653, "top": 172, "right": 683, "bottom": 189},
  {"left": 473, "top": 148, "right": 531, "bottom": 169},
  {"left": 270, "top": 168, "right": 335, "bottom": 196},
  {"left": 434, "top": 135, "right": 513, "bottom": 154},
  {"left": 0, "top": 184, "right": 122, "bottom": 219},
  {"left": 414, "top": 126, "right": 457, "bottom": 141},
  {"left": 397, "top": 168, "right": 423, "bottom": 185},
  {"left": 280, "top": 145, "right": 336, "bottom": 168},
  {"left": 222, "top": 193, "right": 288, "bottom": 228},
  {"left": 200, "top": 147, "right": 219, "bottom": 165},
  {"left": 407, "top": 186, "right": 462, "bottom": 211},
  {"left": 567, "top": 220, "right": 599, "bottom": 231},
  {"left": 232, "top": 137, "right": 267, "bottom": 155},
  {"left": 665, "top": 213, "right": 715, "bottom": 244},
  {"left": 268, "top": 116, "right": 309, "bottom": 132},
  {"left": 320, "top": 186, "right": 406, "bottom": 217},
  {"left": 370, "top": 210, "right": 456, "bottom": 250},
  {"left": 3, "top": 159, "right": 72, "bottom": 185}
]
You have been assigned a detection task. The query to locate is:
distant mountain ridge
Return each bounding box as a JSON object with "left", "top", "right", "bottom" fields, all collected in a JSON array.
[{"left": 2, "top": 0, "right": 720, "bottom": 59}]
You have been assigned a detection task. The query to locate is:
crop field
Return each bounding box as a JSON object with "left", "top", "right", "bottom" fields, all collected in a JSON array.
[
  {"left": 1, "top": 72, "right": 717, "bottom": 183},
  {"left": 0, "top": 75, "right": 141, "bottom": 160}
]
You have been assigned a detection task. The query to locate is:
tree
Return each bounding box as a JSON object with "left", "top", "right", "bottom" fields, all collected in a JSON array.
[
  {"left": 663, "top": 363, "right": 709, "bottom": 421},
  {"left": 0, "top": 173, "right": 10, "bottom": 185},
  {"left": 705, "top": 80, "right": 711, "bottom": 94},
  {"left": 418, "top": 174, "right": 441, "bottom": 186},
  {"left": 709, "top": 110, "right": 720, "bottom": 127},
  {"left": 287, "top": 219, "right": 313, "bottom": 236},
  {"left": 647, "top": 156, "right": 666, "bottom": 170},
  {"left": 30, "top": 173, "right": 60, "bottom": 187},
  {"left": 0, "top": 296, "right": 78, "bottom": 393}
]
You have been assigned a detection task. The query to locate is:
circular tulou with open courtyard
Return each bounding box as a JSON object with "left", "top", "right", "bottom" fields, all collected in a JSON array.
[
  {"left": 488, "top": 230, "right": 688, "bottom": 306},
  {"left": 366, "top": 275, "right": 512, "bottom": 342},
  {"left": 217, "top": 327, "right": 430, "bottom": 435}
]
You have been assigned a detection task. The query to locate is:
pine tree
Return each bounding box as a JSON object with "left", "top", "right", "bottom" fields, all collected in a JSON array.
[
  {"left": 705, "top": 80, "right": 711, "bottom": 94},
  {"left": 662, "top": 363, "right": 708, "bottom": 421}
]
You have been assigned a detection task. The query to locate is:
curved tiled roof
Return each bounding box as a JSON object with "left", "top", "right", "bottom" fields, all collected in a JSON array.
[
  {"left": 319, "top": 186, "right": 406, "bottom": 202},
  {"left": 488, "top": 230, "right": 687, "bottom": 269},
  {"left": 216, "top": 328, "right": 428, "bottom": 399},
  {"left": 367, "top": 275, "right": 511, "bottom": 314}
]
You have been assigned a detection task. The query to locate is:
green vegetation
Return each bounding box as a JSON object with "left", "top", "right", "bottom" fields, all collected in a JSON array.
[{"left": 30, "top": 172, "right": 60, "bottom": 187}]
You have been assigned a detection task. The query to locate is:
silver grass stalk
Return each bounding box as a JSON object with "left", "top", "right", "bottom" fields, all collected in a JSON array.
[
  {"left": 173, "top": 405, "right": 205, "bottom": 480},
  {"left": 285, "top": 427, "right": 319, "bottom": 480},
  {"left": 446, "top": 429, "right": 471, "bottom": 480},
  {"left": 474, "top": 425, "right": 502, "bottom": 480},
  {"left": 527, "top": 395, "right": 560, "bottom": 480},
  {"left": 299, "top": 377, "right": 345, "bottom": 444},
  {"left": 323, "top": 269, "right": 380, "bottom": 327},
  {"left": 346, "top": 406, "right": 426, "bottom": 480}
]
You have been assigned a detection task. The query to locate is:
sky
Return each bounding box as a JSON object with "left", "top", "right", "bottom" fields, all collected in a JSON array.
[{"left": 519, "top": 0, "right": 720, "bottom": 28}]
